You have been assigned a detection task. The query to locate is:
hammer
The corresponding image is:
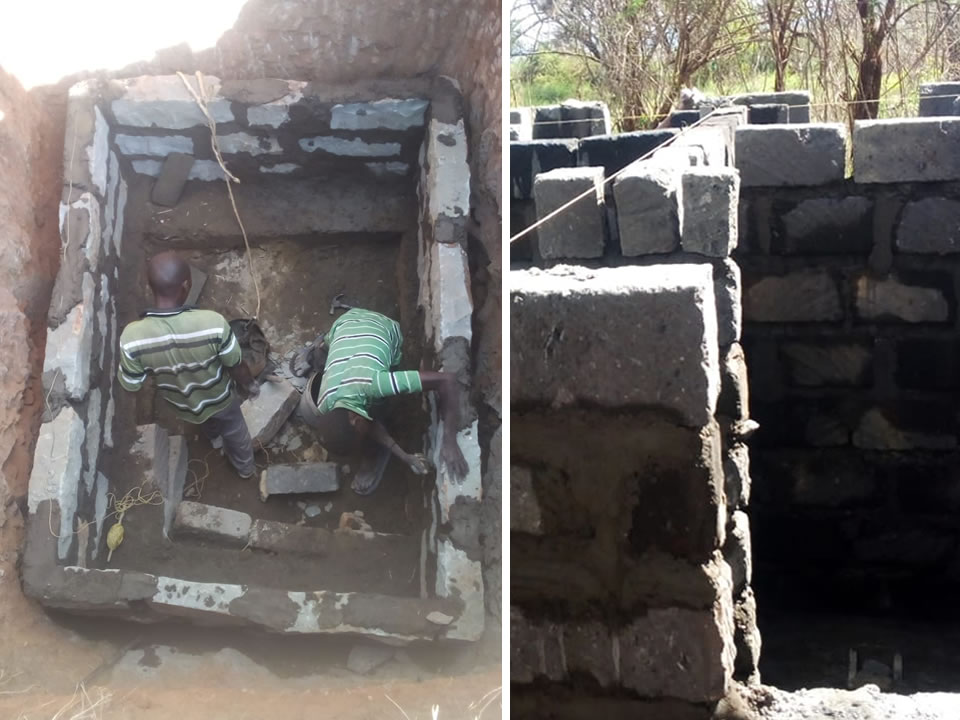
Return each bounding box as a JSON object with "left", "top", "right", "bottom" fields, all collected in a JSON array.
[{"left": 329, "top": 293, "right": 354, "bottom": 315}]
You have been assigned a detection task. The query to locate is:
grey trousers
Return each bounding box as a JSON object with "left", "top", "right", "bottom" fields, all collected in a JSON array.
[{"left": 201, "top": 395, "right": 256, "bottom": 476}]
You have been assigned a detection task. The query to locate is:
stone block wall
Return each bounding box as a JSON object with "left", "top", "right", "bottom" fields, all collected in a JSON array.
[
  {"left": 509, "top": 101, "right": 612, "bottom": 141},
  {"left": 738, "top": 116, "right": 960, "bottom": 614},
  {"left": 510, "top": 116, "right": 759, "bottom": 712}
]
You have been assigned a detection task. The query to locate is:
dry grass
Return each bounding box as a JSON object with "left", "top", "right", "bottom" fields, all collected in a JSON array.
[
  {"left": 11, "top": 684, "right": 111, "bottom": 720},
  {"left": 385, "top": 686, "right": 502, "bottom": 720}
]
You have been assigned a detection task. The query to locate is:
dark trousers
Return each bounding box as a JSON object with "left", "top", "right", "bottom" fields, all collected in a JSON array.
[{"left": 201, "top": 395, "right": 255, "bottom": 476}]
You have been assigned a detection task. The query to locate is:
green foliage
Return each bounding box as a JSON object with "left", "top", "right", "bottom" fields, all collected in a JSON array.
[{"left": 510, "top": 53, "right": 605, "bottom": 107}]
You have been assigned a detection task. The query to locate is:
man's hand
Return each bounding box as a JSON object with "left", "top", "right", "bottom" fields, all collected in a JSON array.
[
  {"left": 441, "top": 435, "right": 469, "bottom": 478},
  {"left": 246, "top": 382, "right": 260, "bottom": 399},
  {"left": 406, "top": 453, "right": 431, "bottom": 476}
]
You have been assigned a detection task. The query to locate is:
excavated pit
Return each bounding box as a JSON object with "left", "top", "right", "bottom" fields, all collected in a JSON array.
[{"left": 24, "top": 73, "right": 484, "bottom": 643}]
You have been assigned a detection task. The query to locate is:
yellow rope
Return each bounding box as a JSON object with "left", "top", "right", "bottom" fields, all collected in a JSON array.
[{"left": 176, "top": 71, "right": 262, "bottom": 319}]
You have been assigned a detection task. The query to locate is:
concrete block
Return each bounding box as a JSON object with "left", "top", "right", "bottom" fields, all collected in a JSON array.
[
  {"left": 897, "top": 198, "right": 960, "bottom": 254},
  {"left": 331, "top": 98, "right": 428, "bottom": 131},
  {"left": 734, "top": 589, "right": 761, "bottom": 682},
  {"left": 680, "top": 167, "right": 739, "bottom": 257},
  {"left": 699, "top": 106, "right": 748, "bottom": 167},
  {"left": 115, "top": 134, "right": 194, "bottom": 156},
  {"left": 669, "top": 110, "right": 702, "bottom": 128},
  {"left": 918, "top": 82, "right": 960, "bottom": 116},
  {"left": 511, "top": 264, "right": 719, "bottom": 427},
  {"left": 510, "top": 107, "right": 534, "bottom": 141},
  {"left": 724, "top": 511, "right": 752, "bottom": 595},
  {"left": 744, "top": 270, "right": 842, "bottom": 322},
  {"left": 854, "top": 275, "right": 950, "bottom": 323},
  {"left": 532, "top": 104, "right": 563, "bottom": 139},
  {"left": 425, "top": 118, "right": 470, "bottom": 219},
  {"left": 425, "top": 240, "right": 473, "bottom": 353},
  {"left": 258, "top": 462, "right": 340, "bottom": 501},
  {"left": 435, "top": 538, "right": 484, "bottom": 641},
  {"left": 579, "top": 129, "right": 678, "bottom": 175},
  {"left": 619, "top": 602, "right": 735, "bottom": 702},
  {"left": 673, "top": 126, "right": 729, "bottom": 167},
  {"left": 44, "top": 273, "right": 95, "bottom": 401},
  {"left": 131, "top": 424, "right": 170, "bottom": 491},
  {"left": 533, "top": 166, "right": 606, "bottom": 259},
  {"left": 511, "top": 608, "right": 565, "bottom": 683},
  {"left": 621, "top": 550, "right": 733, "bottom": 612},
  {"left": 28, "top": 407, "right": 85, "bottom": 560},
  {"left": 82, "top": 388, "right": 102, "bottom": 494},
  {"left": 730, "top": 90, "right": 811, "bottom": 122},
  {"left": 151, "top": 153, "right": 195, "bottom": 207},
  {"left": 748, "top": 103, "right": 788, "bottom": 124},
  {"left": 714, "top": 259, "right": 742, "bottom": 346},
  {"left": 736, "top": 124, "right": 846, "bottom": 187},
  {"left": 780, "top": 341, "right": 873, "bottom": 386},
  {"left": 564, "top": 621, "right": 617, "bottom": 687},
  {"left": 241, "top": 379, "right": 299, "bottom": 447},
  {"left": 173, "top": 501, "right": 252, "bottom": 546},
  {"left": 853, "top": 407, "right": 956, "bottom": 450},
  {"left": 718, "top": 343, "right": 749, "bottom": 421},
  {"left": 299, "top": 136, "right": 401, "bottom": 157},
  {"left": 163, "top": 436, "right": 188, "bottom": 537},
  {"left": 510, "top": 139, "right": 580, "bottom": 200},
  {"left": 432, "top": 420, "right": 482, "bottom": 525},
  {"left": 217, "top": 132, "right": 282, "bottom": 156},
  {"left": 133, "top": 158, "right": 225, "bottom": 181},
  {"left": 248, "top": 519, "right": 330, "bottom": 555},
  {"left": 614, "top": 161, "right": 680, "bottom": 255},
  {"left": 111, "top": 75, "right": 234, "bottom": 129},
  {"left": 854, "top": 117, "right": 960, "bottom": 183},
  {"left": 724, "top": 443, "right": 751, "bottom": 510},
  {"left": 560, "top": 99, "right": 611, "bottom": 138},
  {"left": 510, "top": 465, "right": 543, "bottom": 535},
  {"left": 779, "top": 197, "right": 872, "bottom": 254}
]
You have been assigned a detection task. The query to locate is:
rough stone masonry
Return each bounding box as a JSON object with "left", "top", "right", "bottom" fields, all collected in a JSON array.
[{"left": 510, "top": 105, "right": 758, "bottom": 716}]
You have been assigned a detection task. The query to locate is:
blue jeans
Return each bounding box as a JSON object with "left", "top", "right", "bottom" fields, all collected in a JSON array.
[{"left": 201, "top": 395, "right": 255, "bottom": 476}]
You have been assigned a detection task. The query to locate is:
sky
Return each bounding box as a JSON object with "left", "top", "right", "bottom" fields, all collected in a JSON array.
[{"left": 0, "top": 0, "right": 247, "bottom": 88}]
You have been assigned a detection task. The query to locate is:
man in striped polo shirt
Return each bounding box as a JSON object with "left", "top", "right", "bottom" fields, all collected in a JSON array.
[
  {"left": 118, "top": 252, "right": 258, "bottom": 479},
  {"left": 309, "top": 307, "right": 468, "bottom": 493}
]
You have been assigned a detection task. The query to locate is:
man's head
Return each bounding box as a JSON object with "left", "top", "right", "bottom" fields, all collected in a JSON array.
[
  {"left": 317, "top": 407, "right": 372, "bottom": 456},
  {"left": 147, "top": 252, "right": 191, "bottom": 307}
]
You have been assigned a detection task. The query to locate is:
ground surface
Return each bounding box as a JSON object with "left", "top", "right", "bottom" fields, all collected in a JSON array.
[{"left": 742, "top": 683, "right": 960, "bottom": 720}]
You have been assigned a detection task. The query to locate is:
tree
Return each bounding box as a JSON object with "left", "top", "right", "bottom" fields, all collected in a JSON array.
[{"left": 765, "top": 0, "right": 804, "bottom": 91}]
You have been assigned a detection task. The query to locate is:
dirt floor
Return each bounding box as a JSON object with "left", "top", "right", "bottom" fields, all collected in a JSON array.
[{"left": 101, "top": 177, "right": 433, "bottom": 594}]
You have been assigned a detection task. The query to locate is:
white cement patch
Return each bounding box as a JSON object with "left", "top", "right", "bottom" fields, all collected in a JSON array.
[{"left": 299, "top": 136, "right": 401, "bottom": 157}]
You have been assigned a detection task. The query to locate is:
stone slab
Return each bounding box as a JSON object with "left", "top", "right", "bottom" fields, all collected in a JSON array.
[
  {"left": 744, "top": 270, "right": 842, "bottom": 323},
  {"left": 748, "top": 104, "right": 788, "bottom": 124},
  {"left": 163, "top": 436, "right": 188, "bottom": 538},
  {"left": 217, "top": 132, "right": 282, "bottom": 156},
  {"left": 918, "top": 82, "right": 960, "bottom": 117},
  {"left": 854, "top": 275, "right": 950, "bottom": 323},
  {"left": 111, "top": 75, "right": 234, "bottom": 129},
  {"left": 614, "top": 161, "right": 681, "bottom": 255},
  {"left": 510, "top": 139, "right": 579, "bottom": 200},
  {"left": 854, "top": 117, "right": 960, "bottom": 183},
  {"left": 150, "top": 152, "right": 195, "bottom": 207},
  {"left": 43, "top": 272, "right": 95, "bottom": 402},
  {"left": 559, "top": 99, "right": 611, "bottom": 138},
  {"left": 131, "top": 424, "right": 170, "bottom": 491},
  {"left": 897, "top": 198, "right": 960, "bottom": 254},
  {"left": 734, "top": 589, "right": 761, "bottom": 682},
  {"left": 173, "top": 501, "right": 252, "bottom": 546},
  {"left": 115, "top": 134, "right": 193, "bottom": 157},
  {"left": 579, "top": 129, "right": 679, "bottom": 175},
  {"left": 736, "top": 124, "right": 846, "bottom": 187},
  {"left": 248, "top": 519, "right": 331, "bottom": 555},
  {"left": 258, "top": 462, "right": 340, "bottom": 501},
  {"left": 511, "top": 264, "right": 719, "bottom": 426},
  {"left": 423, "top": 240, "right": 474, "bottom": 353},
  {"left": 532, "top": 166, "right": 606, "bottom": 259},
  {"left": 780, "top": 196, "right": 873, "bottom": 254},
  {"left": 715, "top": 259, "right": 742, "bottom": 346},
  {"left": 425, "top": 118, "right": 471, "bottom": 220},
  {"left": 185, "top": 265, "right": 207, "bottom": 306},
  {"left": 680, "top": 167, "right": 739, "bottom": 257},
  {"left": 730, "top": 90, "right": 811, "bottom": 123},
  {"left": 28, "top": 407, "right": 85, "bottom": 560},
  {"left": 299, "top": 136, "right": 401, "bottom": 157},
  {"left": 564, "top": 621, "right": 617, "bottom": 687},
  {"left": 242, "top": 379, "right": 300, "bottom": 447},
  {"left": 331, "top": 98, "right": 429, "bottom": 131}
]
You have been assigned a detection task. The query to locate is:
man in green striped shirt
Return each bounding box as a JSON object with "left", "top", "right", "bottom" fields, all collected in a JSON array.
[
  {"left": 309, "top": 308, "right": 468, "bottom": 493},
  {"left": 118, "top": 252, "right": 258, "bottom": 478}
]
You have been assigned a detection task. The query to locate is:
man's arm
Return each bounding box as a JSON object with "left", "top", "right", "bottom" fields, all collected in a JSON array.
[
  {"left": 219, "top": 319, "right": 259, "bottom": 397},
  {"left": 419, "top": 371, "right": 469, "bottom": 478},
  {"left": 369, "top": 421, "right": 430, "bottom": 475}
]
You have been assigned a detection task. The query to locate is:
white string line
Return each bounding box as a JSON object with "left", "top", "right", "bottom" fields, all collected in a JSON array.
[{"left": 509, "top": 108, "right": 722, "bottom": 244}]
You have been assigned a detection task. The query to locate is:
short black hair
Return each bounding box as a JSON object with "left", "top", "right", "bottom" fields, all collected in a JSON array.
[{"left": 319, "top": 407, "right": 359, "bottom": 456}]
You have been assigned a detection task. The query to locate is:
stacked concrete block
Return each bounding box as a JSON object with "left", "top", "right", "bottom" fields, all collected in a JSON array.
[
  {"left": 854, "top": 117, "right": 960, "bottom": 183},
  {"left": 748, "top": 104, "right": 788, "bottom": 124},
  {"left": 531, "top": 100, "right": 611, "bottom": 139},
  {"left": 730, "top": 90, "right": 812, "bottom": 123},
  {"left": 736, "top": 124, "right": 847, "bottom": 187},
  {"left": 681, "top": 167, "right": 740, "bottom": 257},
  {"left": 510, "top": 139, "right": 579, "bottom": 200},
  {"left": 614, "top": 162, "right": 682, "bottom": 256},
  {"left": 918, "top": 82, "right": 960, "bottom": 117},
  {"left": 509, "top": 107, "right": 533, "bottom": 141},
  {"left": 579, "top": 129, "right": 678, "bottom": 175},
  {"left": 532, "top": 166, "right": 606, "bottom": 259}
]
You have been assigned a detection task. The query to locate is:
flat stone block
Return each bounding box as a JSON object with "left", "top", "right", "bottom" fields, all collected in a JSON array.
[
  {"left": 731, "top": 90, "right": 811, "bottom": 123},
  {"left": 748, "top": 103, "right": 788, "bottom": 124},
  {"left": 150, "top": 153, "right": 195, "bottom": 207},
  {"left": 425, "top": 241, "right": 473, "bottom": 353},
  {"left": 299, "top": 136, "right": 401, "bottom": 157},
  {"left": 510, "top": 139, "right": 579, "bottom": 200},
  {"left": 43, "top": 272, "right": 95, "bottom": 402},
  {"left": 425, "top": 118, "right": 470, "bottom": 219},
  {"left": 673, "top": 126, "right": 729, "bottom": 167},
  {"left": 559, "top": 99, "right": 611, "bottom": 138},
  {"left": 248, "top": 519, "right": 330, "bottom": 555},
  {"left": 579, "top": 129, "right": 679, "bottom": 175},
  {"left": 897, "top": 198, "right": 960, "bottom": 254},
  {"left": 243, "top": 80, "right": 305, "bottom": 128},
  {"left": 780, "top": 341, "right": 873, "bottom": 387},
  {"left": 115, "top": 134, "right": 193, "bottom": 156},
  {"left": 131, "top": 424, "right": 170, "bottom": 491},
  {"left": 724, "top": 511, "right": 752, "bottom": 595},
  {"left": 614, "top": 161, "right": 681, "bottom": 255},
  {"left": 736, "top": 124, "right": 846, "bottom": 187},
  {"left": 854, "top": 275, "right": 950, "bottom": 323},
  {"left": 510, "top": 465, "right": 543, "bottom": 535},
  {"left": 619, "top": 601, "right": 735, "bottom": 702},
  {"left": 242, "top": 379, "right": 299, "bottom": 447},
  {"left": 918, "top": 82, "right": 960, "bottom": 117},
  {"left": 718, "top": 343, "right": 749, "bottom": 421},
  {"left": 680, "top": 167, "right": 740, "bottom": 257},
  {"left": 331, "top": 98, "right": 428, "bottom": 131},
  {"left": 854, "top": 117, "right": 960, "bottom": 183},
  {"left": 111, "top": 75, "right": 234, "bottom": 129},
  {"left": 533, "top": 166, "right": 605, "bottom": 259},
  {"left": 133, "top": 158, "right": 224, "bottom": 182},
  {"left": 163, "top": 436, "right": 188, "bottom": 537},
  {"left": 621, "top": 550, "right": 733, "bottom": 611},
  {"left": 715, "top": 259, "right": 742, "bottom": 346},
  {"left": 258, "top": 462, "right": 340, "bottom": 501},
  {"left": 217, "top": 132, "right": 282, "bottom": 156},
  {"left": 510, "top": 608, "right": 565, "bottom": 683},
  {"left": 511, "top": 264, "right": 719, "bottom": 427},
  {"left": 564, "top": 621, "right": 617, "bottom": 687},
  {"left": 853, "top": 406, "right": 956, "bottom": 450},
  {"left": 724, "top": 443, "right": 751, "bottom": 510},
  {"left": 778, "top": 197, "right": 872, "bottom": 254},
  {"left": 734, "top": 589, "right": 761, "bottom": 682},
  {"left": 173, "top": 501, "right": 252, "bottom": 546},
  {"left": 744, "top": 270, "right": 842, "bottom": 323},
  {"left": 28, "top": 407, "right": 85, "bottom": 560}
]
